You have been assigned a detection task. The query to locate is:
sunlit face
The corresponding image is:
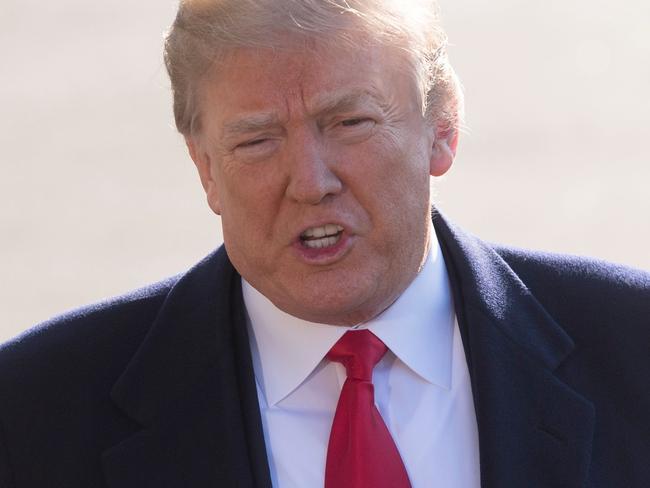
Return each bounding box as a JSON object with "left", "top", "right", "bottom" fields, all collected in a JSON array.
[{"left": 188, "top": 39, "right": 455, "bottom": 325}]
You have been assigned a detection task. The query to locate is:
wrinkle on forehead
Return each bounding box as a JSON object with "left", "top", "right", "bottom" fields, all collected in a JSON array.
[{"left": 201, "top": 39, "right": 421, "bottom": 144}]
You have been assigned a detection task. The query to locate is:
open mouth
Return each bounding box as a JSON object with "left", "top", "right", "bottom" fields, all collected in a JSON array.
[{"left": 299, "top": 224, "right": 344, "bottom": 249}]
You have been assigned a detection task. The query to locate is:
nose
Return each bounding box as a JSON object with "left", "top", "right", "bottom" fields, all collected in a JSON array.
[{"left": 285, "top": 131, "right": 342, "bottom": 205}]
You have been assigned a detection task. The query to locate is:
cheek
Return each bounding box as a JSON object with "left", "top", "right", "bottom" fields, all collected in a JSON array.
[
  {"left": 355, "top": 136, "right": 431, "bottom": 248},
  {"left": 216, "top": 163, "right": 286, "bottom": 247},
  {"left": 356, "top": 132, "right": 430, "bottom": 201}
]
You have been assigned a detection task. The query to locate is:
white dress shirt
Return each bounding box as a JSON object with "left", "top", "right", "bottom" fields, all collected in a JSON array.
[{"left": 242, "top": 228, "right": 481, "bottom": 488}]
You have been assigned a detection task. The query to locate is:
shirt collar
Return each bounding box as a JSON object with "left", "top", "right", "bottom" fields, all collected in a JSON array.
[{"left": 243, "top": 225, "right": 455, "bottom": 406}]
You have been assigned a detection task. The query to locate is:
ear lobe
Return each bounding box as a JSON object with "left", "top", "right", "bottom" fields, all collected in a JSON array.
[
  {"left": 185, "top": 136, "right": 222, "bottom": 215},
  {"left": 429, "top": 127, "right": 458, "bottom": 177}
]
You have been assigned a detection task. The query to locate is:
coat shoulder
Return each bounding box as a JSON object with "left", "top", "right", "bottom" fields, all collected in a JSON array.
[
  {"left": 490, "top": 245, "right": 650, "bottom": 342},
  {"left": 0, "top": 276, "right": 179, "bottom": 394},
  {"left": 0, "top": 276, "right": 181, "bottom": 486},
  {"left": 491, "top": 244, "right": 650, "bottom": 396},
  {"left": 0, "top": 249, "right": 234, "bottom": 487},
  {"left": 492, "top": 244, "right": 650, "bottom": 304}
]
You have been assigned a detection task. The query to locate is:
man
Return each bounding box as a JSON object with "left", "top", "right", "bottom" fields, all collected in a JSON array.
[{"left": 0, "top": 0, "right": 648, "bottom": 487}]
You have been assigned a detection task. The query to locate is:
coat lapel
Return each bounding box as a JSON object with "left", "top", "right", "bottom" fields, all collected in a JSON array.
[
  {"left": 434, "top": 212, "right": 595, "bottom": 487},
  {"left": 101, "top": 248, "right": 271, "bottom": 488}
]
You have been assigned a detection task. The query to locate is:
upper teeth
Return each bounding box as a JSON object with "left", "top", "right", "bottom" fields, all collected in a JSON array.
[{"left": 301, "top": 224, "right": 343, "bottom": 239}]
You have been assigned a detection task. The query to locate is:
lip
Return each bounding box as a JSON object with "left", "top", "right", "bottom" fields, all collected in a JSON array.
[{"left": 293, "top": 223, "right": 353, "bottom": 265}]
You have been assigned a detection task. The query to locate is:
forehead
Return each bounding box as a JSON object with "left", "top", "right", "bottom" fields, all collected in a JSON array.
[{"left": 197, "top": 41, "right": 415, "bottom": 131}]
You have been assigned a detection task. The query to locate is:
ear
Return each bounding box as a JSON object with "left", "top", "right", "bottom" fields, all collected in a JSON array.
[
  {"left": 185, "top": 135, "right": 222, "bottom": 215},
  {"left": 429, "top": 126, "right": 459, "bottom": 177}
]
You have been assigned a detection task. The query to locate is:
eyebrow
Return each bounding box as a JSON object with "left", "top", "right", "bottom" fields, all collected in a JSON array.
[
  {"left": 222, "top": 112, "right": 282, "bottom": 136},
  {"left": 221, "top": 88, "right": 385, "bottom": 138},
  {"left": 312, "top": 89, "right": 385, "bottom": 120}
]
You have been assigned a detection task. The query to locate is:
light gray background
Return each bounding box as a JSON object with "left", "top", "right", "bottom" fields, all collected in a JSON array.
[{"left": 1, "top": 0, "right": 648, "bottom": 343}]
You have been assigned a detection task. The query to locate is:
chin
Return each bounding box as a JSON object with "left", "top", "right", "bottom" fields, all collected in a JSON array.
[{"left": 283, "top": 277, "right": 382, "bottom": 326}]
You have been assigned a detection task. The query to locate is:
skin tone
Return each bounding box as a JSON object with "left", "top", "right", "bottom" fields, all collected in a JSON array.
[{"left": 186, "top": 38, "right": 457, "bottom": 326}]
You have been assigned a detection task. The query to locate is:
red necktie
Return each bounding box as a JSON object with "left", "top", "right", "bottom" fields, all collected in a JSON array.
[{"left": 325, "top": 330, "right": 412, "bottom": 488}]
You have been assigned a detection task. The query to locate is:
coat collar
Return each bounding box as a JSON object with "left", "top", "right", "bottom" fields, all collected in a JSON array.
[
  {"left": 101, "top": 247, "right": 271, "bottom": 488},
  {"left": 433, "top": 210, "right": 595, "bottom": 487},
  {"left": 102, "top": 212, "right": 595, "bottom": 488}
]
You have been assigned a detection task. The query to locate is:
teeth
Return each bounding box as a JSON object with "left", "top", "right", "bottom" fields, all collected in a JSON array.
[
  {"left": 303, "top": 235, "right": 340, "bottom": 249},
  {"left": 325, "top": 224, "right": 339, "bottom": 235},
  {"left": 300, "top": 224, "right": 344, "bottom": 250},
  {"left": 301, "top": 224, "right": 343, "bottom": 239}
]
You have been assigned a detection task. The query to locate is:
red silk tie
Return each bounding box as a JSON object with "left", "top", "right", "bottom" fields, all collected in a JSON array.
[{"left": 325, "top": 330, "right": 412, "bottom": 488}]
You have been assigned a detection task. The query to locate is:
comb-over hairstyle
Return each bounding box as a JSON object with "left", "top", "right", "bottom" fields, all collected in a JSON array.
[{"left": 164, "top": 0, "right": 463, "bottom": 136}]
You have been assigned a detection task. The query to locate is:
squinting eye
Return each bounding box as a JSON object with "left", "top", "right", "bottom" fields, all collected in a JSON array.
[
  {"left": 238, "top": 138, "right": 267, "bottom": 148},
  {"left": 340, "top": 118, "right": 369, "bottom": 127}
]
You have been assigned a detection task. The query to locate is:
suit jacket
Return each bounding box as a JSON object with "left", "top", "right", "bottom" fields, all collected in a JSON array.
[{"left": 0, "top": 213, "right": 648, "bottom": 487}]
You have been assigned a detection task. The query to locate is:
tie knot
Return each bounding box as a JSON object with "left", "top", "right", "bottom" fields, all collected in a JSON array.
[{"left": 326, "top": 330, "right": 388, "bottom": 381}]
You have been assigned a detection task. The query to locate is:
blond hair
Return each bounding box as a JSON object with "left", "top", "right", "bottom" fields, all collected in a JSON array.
[{"left": 164, "top": 0, "right": 463, "bottom": 136}]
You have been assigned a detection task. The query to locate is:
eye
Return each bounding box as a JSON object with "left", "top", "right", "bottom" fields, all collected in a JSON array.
[
  {"left": 238, "top": 138, "right": 268, "bottom": 148},
  {"left": 340, "top": 118, "right": 371, "bottom": 127}
]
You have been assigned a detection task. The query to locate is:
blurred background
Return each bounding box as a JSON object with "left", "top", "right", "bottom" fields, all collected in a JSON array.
[{"left": 1, "top": 0, "right": 648, "bottom": 342}]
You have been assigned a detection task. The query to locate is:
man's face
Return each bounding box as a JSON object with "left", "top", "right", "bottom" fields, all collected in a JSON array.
[{"left": 189, "top": 39, "right": 454, "bottom": 325}]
